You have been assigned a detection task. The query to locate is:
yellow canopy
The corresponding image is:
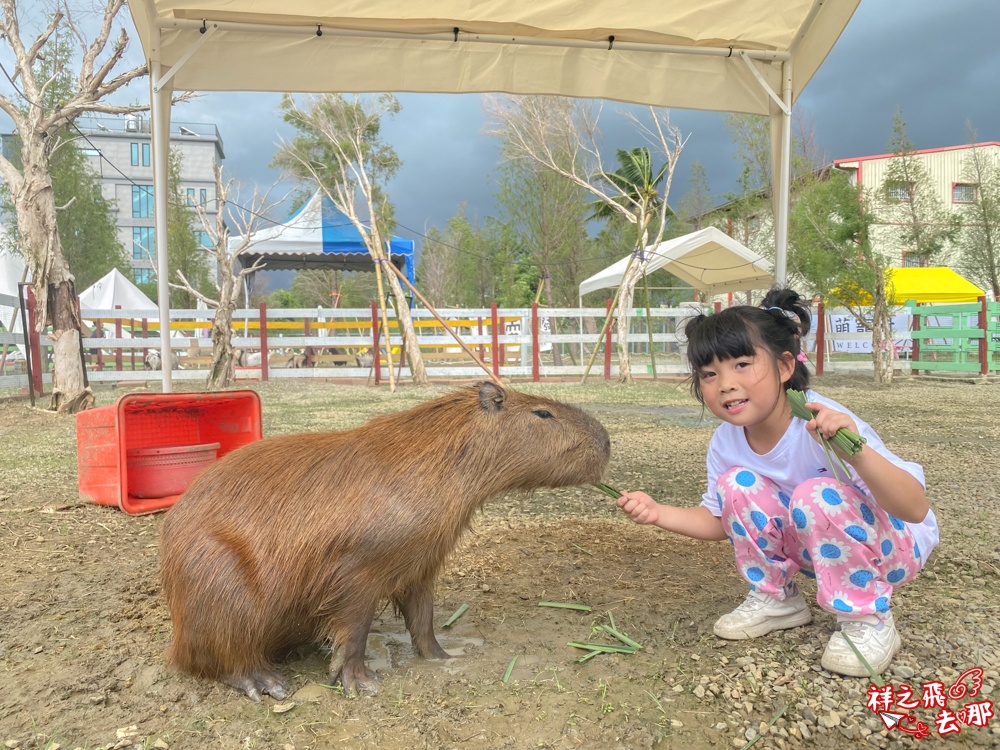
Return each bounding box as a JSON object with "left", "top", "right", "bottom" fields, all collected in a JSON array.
[{"left": 838, "top": 267, "right": 985, "bottom": 305}]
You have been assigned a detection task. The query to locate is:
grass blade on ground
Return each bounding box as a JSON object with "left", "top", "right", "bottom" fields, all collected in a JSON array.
[
  {"left": 566, "top": 641, "right": 637, "bottom": 654},
  {"left": 441, "top": 603, "right": 469, "bottom": 629},
  {"left": 740, "top": 705, "right": 788, "bottom": 750},
  {"left": 575, "top": 649, "right": 603, "bottom": 664},
  {"left": 598, "top": 624, "right": 643, "bottom": 651},
  {"left": 502, "top": 655, "right": 519, "bottom": 683},
  {"left": 539, "top": 601, "right": 592, "bottom": 612}
]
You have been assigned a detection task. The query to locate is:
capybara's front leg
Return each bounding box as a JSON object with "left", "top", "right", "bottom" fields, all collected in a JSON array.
[
  {"left": 327, "top": 604, "right": 380, "bottom": 696},
  {"left": 223, "top": 669, "right": 289, "bottom": 703},
  {"left": 396, "top": 579, "right": 450, "bottom": 660}
]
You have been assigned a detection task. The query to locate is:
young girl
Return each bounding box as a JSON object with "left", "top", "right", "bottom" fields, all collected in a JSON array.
[{"left": 616, "top": 288, "right": 938, "bottom": 676}]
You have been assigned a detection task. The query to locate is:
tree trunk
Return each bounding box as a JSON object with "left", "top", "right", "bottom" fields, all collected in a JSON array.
[
  {"left": 616, "top": 254, "right": 650, "bottom": 384},
  {"left": 870, "top": 269, "right": 895, "bottom": 385},
  {"left": 384, "top": 268, "right": 428, "bottom": 385},
  {"left": 543, "top": 273, "right": 563, "bottom": 366},
  {"left": 206, "top": 275, "right": 237, "bottom": 391},
  {"left": 16, "top": 161, "right": 94, "bottom": 413}
]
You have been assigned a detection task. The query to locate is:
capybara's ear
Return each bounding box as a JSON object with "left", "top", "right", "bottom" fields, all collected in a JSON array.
[{"left": 477, "top": 381, "right": 507, "bottom": 413}]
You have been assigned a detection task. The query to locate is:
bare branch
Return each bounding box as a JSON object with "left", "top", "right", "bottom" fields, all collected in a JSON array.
[{"left": 171, "top": 270, "right": 220, "bottom": 308}]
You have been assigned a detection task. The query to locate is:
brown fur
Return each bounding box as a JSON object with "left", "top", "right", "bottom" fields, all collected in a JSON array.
[{"left": 159, "top": 382, "right": 610, "bottom": 700}]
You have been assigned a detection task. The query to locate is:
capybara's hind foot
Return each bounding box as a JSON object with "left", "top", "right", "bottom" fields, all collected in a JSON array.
[
  {"left": 333, "top": 661, "right": 381, "bottom": 696},
  {"left": 224, "top": 670, "right": 290, "bottom": 702}
]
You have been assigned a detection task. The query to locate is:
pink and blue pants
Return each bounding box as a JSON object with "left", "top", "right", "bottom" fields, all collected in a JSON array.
[{"left": 716, "top": 467, "right": 923, "bottom": 620}]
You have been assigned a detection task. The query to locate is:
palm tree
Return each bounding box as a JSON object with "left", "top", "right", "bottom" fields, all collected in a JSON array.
[{"left": 592, "top": 148, "right": 676, "bottom": 382}]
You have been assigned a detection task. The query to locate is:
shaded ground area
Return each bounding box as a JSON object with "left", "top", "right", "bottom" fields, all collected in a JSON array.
[{"left": 1, "top": 377, "right": 998, "bottom": 749}]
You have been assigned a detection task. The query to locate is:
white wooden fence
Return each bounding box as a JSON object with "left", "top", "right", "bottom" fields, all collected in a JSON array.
[{"left": 0, "top": 298, "right": 923, "bottom": 394}]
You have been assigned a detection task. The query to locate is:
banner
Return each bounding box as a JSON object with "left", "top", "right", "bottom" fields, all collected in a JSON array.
[{"left": 828, "top": 313, "right": 911, "bottom": 353}]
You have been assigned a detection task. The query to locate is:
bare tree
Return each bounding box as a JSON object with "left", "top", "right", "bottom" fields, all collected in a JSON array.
[
  {"left": 0, "top": 1, "right": 156, "bottom": 412},
  {"left": 170, "top": 164, "right": 281, "bottom": 390},
  {"left": 273, "top": 93, "right": 427, "bottom": 389},
  {"left": 485, "top": 96, "right": 686, "bottom": 382}
]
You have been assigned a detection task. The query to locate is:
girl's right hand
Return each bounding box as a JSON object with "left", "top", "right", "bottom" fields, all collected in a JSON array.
[{"left": 616, "top": 491, "right": 661, "bottom": 526}]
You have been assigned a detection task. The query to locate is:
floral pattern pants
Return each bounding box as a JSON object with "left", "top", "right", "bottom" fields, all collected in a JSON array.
[{"left": 716, "top": 467, "right": 923, "bottom": 620}]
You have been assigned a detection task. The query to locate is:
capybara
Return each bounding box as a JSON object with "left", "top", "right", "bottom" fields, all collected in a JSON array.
[{"left": 159, "top": 382, "right": 610, "bottom": 701}]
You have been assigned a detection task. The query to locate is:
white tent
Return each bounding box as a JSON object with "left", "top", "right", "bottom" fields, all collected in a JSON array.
[
  {"left": 125, "top": 0, "right": 862, "bottom": 391},
  {"left": 579, "top": 227, "right": 774, "bottom": 300},
  {"left": 0, "top": 243, "right": 27, "bottom": 358},
  {"left": 78, "top": 268, "right": 157, "bottom": 313}
]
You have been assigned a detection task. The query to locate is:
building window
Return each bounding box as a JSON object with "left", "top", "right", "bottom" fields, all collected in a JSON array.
[
  {"left": 902, "top": 252, "right": 928, "bottom": 268},
  {"left": 134, "top": 268, "right": 155, "bottom": 284},
  {"left": 130, "top": 143, "right": 139, "bottom": 166},
  {"left": 142, "top": 143, "right": 150, "bottom": 166},
  {"left": 886, "top": 181, "right": 912, "bottom": 202},
  {"left": 186, "top": 188, "right": 196, "bottom": 206},
  {"left": 953, "top": 183, "right": 978, "bottom": 203},
  {"left": 194, "top": 230, "right": 213, "bottom": 249},
  {"left": 132, "top": 185, "right": 154, "bottom": 218},
  {"left": 200, "top": 188, "right": 208, "bottom": 206},
  {"left": 132, "top": 227, "right": 155, "bottom": 261}
]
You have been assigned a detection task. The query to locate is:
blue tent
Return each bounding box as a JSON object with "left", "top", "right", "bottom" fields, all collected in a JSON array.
[{"left": 235, "top": 192, "right": 415, "bottom": 287}]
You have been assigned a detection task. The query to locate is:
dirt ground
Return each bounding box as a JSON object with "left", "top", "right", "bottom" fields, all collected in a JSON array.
[{"left": 1, "top": 376, "right": 998, "bottom": 749}]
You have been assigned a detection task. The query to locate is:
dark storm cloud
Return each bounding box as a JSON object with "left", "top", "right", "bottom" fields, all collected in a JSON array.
[{"left": 6, "top": 0, "right": 992, "bottom": 259}]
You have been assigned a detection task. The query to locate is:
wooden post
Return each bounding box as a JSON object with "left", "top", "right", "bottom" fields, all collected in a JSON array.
[
  {"left": 603, "top": 299, "right": 612, "bottom": 381},
  {"left": 531, "top": 302, "right": 540, "bottom": 382},
  {"left": 258, "top": 302, "right": 269, "bottom": 382},
  {"left": 490, "top": 303, "right": 500, "bottom": 378},
  {"left": 304, "top": 317, "right": 313, "bottom": 367},
  {"left": 371, "top": 301, "right": 380, "bottom": 385},
  {"left": 115, "top": 305, "right": 123, "bottom": 372},
  {"left": 911, "top": 305, "right": 921, "bottom": 376},
  {"left": 25, "top": 285, "right": 43, "bottom": 398},
  {"left": 95, "top": 318, "right": 104, "bottom": 371},
  {"left": 980, "top": 295, "right": 989, "bottom": 376},
  {"left": 130, "top": 318, "right": 136, "bottom": 371},
  {"left": 815, "top": 300, "right": 825, "bottom": 377},
  {"left": 142, "top": 318, "right": 149, "bottom": 365},
  {"left": 477, "top": 316, "right": 484, "bottom": 362}
]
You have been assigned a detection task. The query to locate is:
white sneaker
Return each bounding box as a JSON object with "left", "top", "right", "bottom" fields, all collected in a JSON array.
[
  {"left": 822, "top": 612, "right": 901, "bottom": 677},
  {"left": 713, "top": 587, "right": 812, "bottom": 640}
]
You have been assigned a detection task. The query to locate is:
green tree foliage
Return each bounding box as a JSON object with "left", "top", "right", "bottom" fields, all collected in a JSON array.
[
  {"left": 954, "top": 133, "right": 1000, "bottom": 297},
  {"left": 166, "top": 151, "right": 212, "bottom": 308},
  {"left": 677, "top": 161, "right": 714, "bottom": 230},
  {"left": 789, "top": 170, "right": 898, "bottom": 383},
  {"left": 879, "top": 110, "right": 958, "bottom": 264},
  {"left": 496, "top": 158, "right": 588, "bottom": 308}
]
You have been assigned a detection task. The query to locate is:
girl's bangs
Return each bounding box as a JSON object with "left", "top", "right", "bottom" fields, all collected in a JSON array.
[{"left": 687, "top": 314, "right": 757, "bottom": 370}]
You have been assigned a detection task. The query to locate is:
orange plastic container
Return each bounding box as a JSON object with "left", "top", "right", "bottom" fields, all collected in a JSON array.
[{"left": 76, "top": 391, "right": 262, "bottom": 514}]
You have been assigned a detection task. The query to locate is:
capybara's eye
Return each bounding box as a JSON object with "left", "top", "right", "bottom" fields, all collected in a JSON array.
[{"left": 532, "top": 409, "right": 554, "bottom": 419}]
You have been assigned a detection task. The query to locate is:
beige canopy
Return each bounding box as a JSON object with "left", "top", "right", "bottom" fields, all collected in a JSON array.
[
  {"left": 579, "top": 227, "right": 774, "bottom": 299},
  {"left": 125, "top": 0, "right": 862, "bottom": 390}
]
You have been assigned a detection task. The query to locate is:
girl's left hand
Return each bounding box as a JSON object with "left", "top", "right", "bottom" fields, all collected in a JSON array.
[{"left": 804, "top": 402, "right": 861, "bottom": 452}]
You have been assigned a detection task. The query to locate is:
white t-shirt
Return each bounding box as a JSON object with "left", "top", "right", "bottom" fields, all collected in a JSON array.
[{"left": 699, "top": 389, "right": 939, "bottom": 563}]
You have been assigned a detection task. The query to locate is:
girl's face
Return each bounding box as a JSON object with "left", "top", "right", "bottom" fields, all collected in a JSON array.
[{"left": 695, "top": 347, "right": 795, "bottom": 429}]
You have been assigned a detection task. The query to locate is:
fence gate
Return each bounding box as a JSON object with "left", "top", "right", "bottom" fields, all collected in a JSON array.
[{"left": 908, "top": 299, "right": 998, "bottom": 376}]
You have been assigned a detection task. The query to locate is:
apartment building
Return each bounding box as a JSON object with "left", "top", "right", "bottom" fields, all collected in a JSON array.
[
  {"left": 833, "top": 141, "right": 999, "bottom": 268},
  {"left": 69, "top": 114, "right": 225, "bottom": 284}
]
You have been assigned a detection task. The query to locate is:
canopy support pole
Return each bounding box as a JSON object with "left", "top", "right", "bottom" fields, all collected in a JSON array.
[
  {"left": 773, "top": 59, "right": 793, "bottom": 286},
  {"left": 150, "top": 54, "right": 174, "bottom": 391}
]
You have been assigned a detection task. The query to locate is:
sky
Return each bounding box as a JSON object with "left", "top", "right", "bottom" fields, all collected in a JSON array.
[{"left": 4, "top": 0, "right": 1000, "bottom": 260}]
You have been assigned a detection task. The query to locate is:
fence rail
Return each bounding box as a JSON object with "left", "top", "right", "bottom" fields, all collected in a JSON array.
[{"left": 4, "top": 297, "right": 999, "bottom": 396}]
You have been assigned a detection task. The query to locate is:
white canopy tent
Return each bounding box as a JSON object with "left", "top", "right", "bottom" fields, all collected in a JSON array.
[
  {"left": 78, "top": 268, "right": 157, "bottom": 313},
  {"left": 579, "top": 227, "right": 774, "bottom": 301},
  {"left": 125, "top": 0, "right": 862, "bottom": 391},
  {"left": 0, "top": 243, "right": 27, "bottom": 358}
]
